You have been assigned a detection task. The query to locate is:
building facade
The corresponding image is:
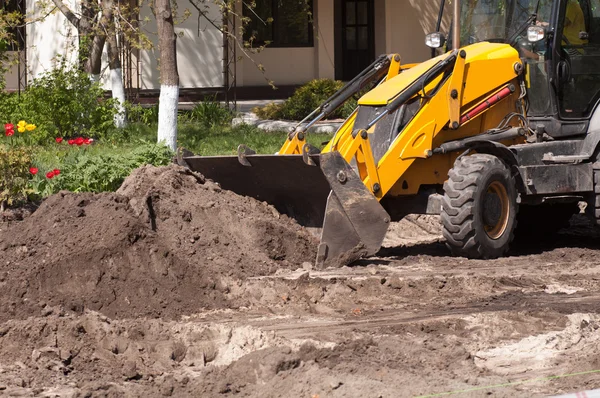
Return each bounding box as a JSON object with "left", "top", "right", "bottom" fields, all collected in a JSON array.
[{"left": 5, "top": 0, "right": 445, "bottom": 97}]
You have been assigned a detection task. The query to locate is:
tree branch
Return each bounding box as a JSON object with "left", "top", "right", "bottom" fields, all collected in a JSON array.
[{"left": 50, "top": 0, "right": 80, "bottom": 28}]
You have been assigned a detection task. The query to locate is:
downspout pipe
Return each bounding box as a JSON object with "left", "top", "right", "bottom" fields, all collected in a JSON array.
[{"left": 453, "top": 0, "right": 460, "bottom": 50}]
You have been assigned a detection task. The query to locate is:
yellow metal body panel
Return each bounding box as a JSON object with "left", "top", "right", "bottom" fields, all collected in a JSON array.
[
  {"left": 388, "top": 88, "right": 524, "bottom": 196},
  {"left": 279, "top": 134, "right": 304, "bottom": 155},
  {"left": 358, "top": 54, "right": 452, "bottom": 106},
  {"left": 447, "top": 52, "right": 466, "bottom": 128},
  {"left": 324, "top": 42, "right": 524, "bottom": 199}
]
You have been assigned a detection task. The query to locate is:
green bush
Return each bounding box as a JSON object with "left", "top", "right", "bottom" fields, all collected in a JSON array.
[
  {"left": 0, "top": 145, "right": 33, "bottom": 209},
  {"left": 52, "top": 143, "right": 174, "bottom": 193},
  {"left": 187, "top": 99, "right": 233, "bottom": 129},
  {"left": 1, "top": 59, "right": 117, "bottom": 142},
  {"left": 125, "top": 102, "right": 159, "bottom": 125},
  {"left": 254, "top": 79, "right": 357, "bottom": 121},
  {"left": 0, "top": 92, "right": 21, "bottom": 124}
]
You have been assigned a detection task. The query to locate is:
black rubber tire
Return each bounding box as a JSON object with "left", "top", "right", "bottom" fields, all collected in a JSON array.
[
  {"left": 441, "top": 154, "right": 518, "bottom": 259},
  {"left": 514, "top": 203, "right": 578, "bottom": 239},
  {"left": 594, "top": 167, "right": 600, "bottom": 224}
]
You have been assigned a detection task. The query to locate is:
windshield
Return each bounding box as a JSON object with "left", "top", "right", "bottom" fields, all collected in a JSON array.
[{"left": 459, "top": 0, "right": 552, "bottom": 46}]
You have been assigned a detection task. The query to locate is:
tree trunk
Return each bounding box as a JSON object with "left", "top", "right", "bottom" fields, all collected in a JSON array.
[
  {"left": 108, "top": 34, "right": 126, "bottom": 128},
  {"left": 154, "top": 0, "right": 179, "bottom": 151},
  {"left": 50, "top": 0, "right": 105, "bottom": 79},
  {"left": 104, "top": 0, "right": 126, "bottom": 128},
  {"left": 87, "top": 34, "right": 106, "bottom": 82}
]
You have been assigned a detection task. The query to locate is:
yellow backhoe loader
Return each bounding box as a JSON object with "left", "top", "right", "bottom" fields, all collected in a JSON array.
[{"left": 185, "top": 0, "right": 600, "bottom": 268}]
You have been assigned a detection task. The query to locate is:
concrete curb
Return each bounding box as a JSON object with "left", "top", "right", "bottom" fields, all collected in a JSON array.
[{"left": 232, "top": 112, "right": 342, "bottom": 134}]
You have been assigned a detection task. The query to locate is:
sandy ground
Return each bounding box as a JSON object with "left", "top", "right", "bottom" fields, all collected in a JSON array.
[{"left": 1, "top": 166, "right": 600, "bottom": 397}]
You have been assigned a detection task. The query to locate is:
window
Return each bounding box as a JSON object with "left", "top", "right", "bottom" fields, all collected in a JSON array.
[{"left": 243, "top": 0, "right": 314, "bottom": 48}]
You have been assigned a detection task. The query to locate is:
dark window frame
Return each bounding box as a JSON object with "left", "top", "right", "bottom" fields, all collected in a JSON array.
[
  {"left": 0, "top": 0, "right": 25, "bottom": 51},
  {"left": 243, "top": 0, "right": 315, "bottom": 48}
]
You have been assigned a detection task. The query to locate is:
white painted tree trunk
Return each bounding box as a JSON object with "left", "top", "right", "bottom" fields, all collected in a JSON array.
[
  {"left": 157, "top": 85, "right": 179, "bottom": 151},
  {"left": 155, "top": 0, "right": 179, "bottom": 151},
  {"left": 110, "top": 68, "right": 126, "bottom": 128},
  {"left": 89, "top": 74, "right": 100, "bottom": 84}
]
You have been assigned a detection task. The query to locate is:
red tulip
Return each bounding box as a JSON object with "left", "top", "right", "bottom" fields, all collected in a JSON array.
[
  {"left": 67, "top": 139, "right": 75, "bottom": 145},
  {"left": 29, "top": 167, "right": 38, "bottom": 175},
  {"left": 83, "top": 138, "right": 91, "bottom": 145},
  {"left": 5, "top": 123, "right": 13, "bottom": 131},
  {"left": 5, "top": 129, "right": 14, "bottom": 137},
  {"left": 55, "top": 137, "right": 63, "bottom": 143},
  {"left": 75, "top": 137, "right": 84, "bottom": 146},
  {"left": 46, "top": 171, "right": 55, "bottom": 179},
  {"left": 53, "top": 169, "right": 60, "bottom": 175}
]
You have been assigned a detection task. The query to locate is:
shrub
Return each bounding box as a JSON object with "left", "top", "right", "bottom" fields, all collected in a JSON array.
[
  {"left": 125, "top": 102, "right": 159, "bottom": 125},
  {"left": 0, "top": 92, "right": 21, "bottom": 124},
  {"left": 254, "top": 102, "right": 284, "bottom": 120},
  {"left": 187, "top": 99, "right": 233, "bottom": 129},
  {"left": 53, "top": 143, "right": 174, "bottom": 193},
  {"left": 14, "top": 59, "right": 117, "bottom": 142},
  {"left": 254, "top": 79, "right": 358, "bottom": 121},
  {"left": 0, "top": 145, "right": 33, "bottom": 209}
]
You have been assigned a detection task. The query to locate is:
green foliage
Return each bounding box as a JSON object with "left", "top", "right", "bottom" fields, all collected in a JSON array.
[
  {"left": 254, "top": 101, "right": 284, "bottom": 120},
  {"left": 0, "top": 59, "right": 118, "bottom": 142},
  {"left": 0, "top": 92, "right": 20, "bottom": 123},
  {"left": 0, "top": 145, "right": 33, "bottom": 208},
  {"left": 125, "top": 102, "right": 159, "bottom": 125},
  {"left": 254, "top": 79, "right": 357, "bottom": 121},
  {"left": 124, "top": 121, "right": 332, "bottom": 156},
  {"left": 180, "top": 99, "right": 234, "bottom": 129},
  {"left": 49, "top": 143, "right": 174, "bottom": 193}
]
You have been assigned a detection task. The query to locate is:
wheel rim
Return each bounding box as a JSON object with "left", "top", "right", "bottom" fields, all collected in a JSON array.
[{"left": 482, "top": 181, "right": 510, "bottom": 240}]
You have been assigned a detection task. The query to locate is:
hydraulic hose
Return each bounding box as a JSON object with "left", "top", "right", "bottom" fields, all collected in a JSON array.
[{"left": 433, "top": 127, "right": 525, "bottom": 154}]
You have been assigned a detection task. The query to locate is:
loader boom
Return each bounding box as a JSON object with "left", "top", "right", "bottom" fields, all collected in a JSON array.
[{"left": 312, "top": 42, "right": 525, "bottom": 266}]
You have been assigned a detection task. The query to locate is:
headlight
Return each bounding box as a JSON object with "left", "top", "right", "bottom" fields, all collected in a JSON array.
[
  {"left": 425, "top": 32, "right": 446, "bottom": 49},
  {"left": 527, "top": 26, "right": 545, "bottom": 43}
]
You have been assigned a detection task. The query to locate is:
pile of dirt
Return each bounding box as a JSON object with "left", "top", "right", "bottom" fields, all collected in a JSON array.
[{"left": 0, "top": 165, "right": 317, "bottom": 322}]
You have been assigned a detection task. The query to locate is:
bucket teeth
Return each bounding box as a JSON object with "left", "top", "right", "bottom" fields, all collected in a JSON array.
[{"left": 316, "top": 152, "right": 390, "bottom": 268}]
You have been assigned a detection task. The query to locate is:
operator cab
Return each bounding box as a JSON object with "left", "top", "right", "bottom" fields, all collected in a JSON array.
[{"left": 427, "top": 0, "right": 600, "bottom": 139}]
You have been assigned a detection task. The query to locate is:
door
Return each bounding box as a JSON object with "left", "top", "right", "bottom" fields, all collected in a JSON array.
[
  {"left": 340, "top": 0, "right": 375, "bottom": 81},
  {"left": 554, "top": 0, "right": 600, "bottom": 119}
]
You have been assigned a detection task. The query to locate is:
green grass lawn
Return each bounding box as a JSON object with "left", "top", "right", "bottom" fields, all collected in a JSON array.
[
  {"left": 124, "top": 122, "right": 333, "bottom": 156},
  {"left": 28, "top": 121, "right": 334, "bottom": 196},
  {"left": 32, "top": 121, "right": 334, "bottom": 171}
]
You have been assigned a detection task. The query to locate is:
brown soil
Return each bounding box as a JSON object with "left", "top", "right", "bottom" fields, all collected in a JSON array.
[
  {"left": 1, "top": 165, "right": 600, "bottom": 397},
  {"left": 0, "top": 165, "right": 317, "bottom": 322}
]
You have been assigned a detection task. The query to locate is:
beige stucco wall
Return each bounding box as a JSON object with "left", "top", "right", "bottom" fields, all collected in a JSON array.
[
  {"left": 139, "top": 0, "right": 224, "bottom": 90},
  {"left": 384, "top": 0, "right": 443, "bottom": 64},
  {"left": 239, "top": 48, "right": 316, "bottom": 86},
  {"left": 235, "top": 0, "right": 335, "bottom": 87},
  {"left": 316, "top": 0, "right": 335, "bottom": 80},
  {"left": 25, "top": 0, "right": 79, "bottom": 82},
  {"left": 4, "top": 52, "right": 24, "bottom": 91}
]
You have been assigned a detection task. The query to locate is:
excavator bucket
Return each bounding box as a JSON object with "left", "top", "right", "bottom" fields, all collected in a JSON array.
[
  {"left": 316, "top": 152, "right": 390, "bottom": 268},
  {"left": 183, "top": 151, "right": 390, "bottom": 268},
  {"left": 183, "top": 153, "right": 331, "bottom": 227}
]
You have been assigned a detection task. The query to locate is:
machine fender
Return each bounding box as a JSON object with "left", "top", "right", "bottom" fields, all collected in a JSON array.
[{"left": 463, "top": 140, "right": 525, "bottom": 193}]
